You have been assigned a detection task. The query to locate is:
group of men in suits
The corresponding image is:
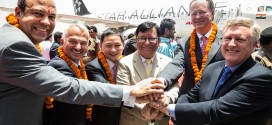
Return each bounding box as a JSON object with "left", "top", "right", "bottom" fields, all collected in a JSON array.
[{"left": 0, "top": 0, "right": 166, "bottom": 125}]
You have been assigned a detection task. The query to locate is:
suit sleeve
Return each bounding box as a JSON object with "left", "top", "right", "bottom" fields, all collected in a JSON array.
[
  {"left": 0, "top": 41, "right": 123, "bottom": 107},
  {"left": 175, "top": 67, "right": 272, "bottom": 125},
  {"left": 158, "top": 38, "right": 187, "bottom": 90}
]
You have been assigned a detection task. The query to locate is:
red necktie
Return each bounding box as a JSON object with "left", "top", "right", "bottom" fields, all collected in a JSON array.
[{"left": 201, "top": 36, "right": 208, "bottom": 57}]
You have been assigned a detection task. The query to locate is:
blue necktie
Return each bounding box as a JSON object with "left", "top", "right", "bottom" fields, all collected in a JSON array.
[{"left": 213, "top": 66, "right": 232, "bottom": 96}]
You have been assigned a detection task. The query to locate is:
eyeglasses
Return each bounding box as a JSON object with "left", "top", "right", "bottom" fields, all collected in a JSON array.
[{"left": 137, "top": 37, "right": 158, "bottom": 42}]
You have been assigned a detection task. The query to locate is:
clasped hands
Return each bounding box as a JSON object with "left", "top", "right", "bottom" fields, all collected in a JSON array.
[{"left": 131, "top": 78, "right": 170, "bottom": 120}]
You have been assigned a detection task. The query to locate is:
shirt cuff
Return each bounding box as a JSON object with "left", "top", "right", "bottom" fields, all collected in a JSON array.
[
  {"left": 122, "top": 86, "right": 136, "bottom": 107},
  {"left": 168, "top": 104, "right": 176, "bottom": 120}
]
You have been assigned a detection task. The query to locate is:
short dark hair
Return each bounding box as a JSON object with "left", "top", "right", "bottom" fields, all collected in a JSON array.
[
  {"left": 160, "top": 18, "right": 176, "bottom": 35},
  {"left": 90, "top": 26, "right": 98, "bottom": 32},
  {"left": 17, "top": 0, "right": 26, "bottom": 12},
  {"left": 100, "top": 28, "right": 124, "bottom": 44},
  {"left": 54, "top": 31, "right": 63, "bottom": 42},
  {"left": 135, "top": 21, "right": 160, "bottom": 37}
]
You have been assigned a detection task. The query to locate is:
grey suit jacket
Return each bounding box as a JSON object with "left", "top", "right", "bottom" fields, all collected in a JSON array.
[
  {"left": 117, "top": 51, "right": 176, "bottom": 125},
  {"left": 175, "top": 57, "right": 272, "bottom": 125},
  {"left": 159, "top": 30, "right": 224, "bottom": 95},
  {"left": 0, "top": 24, "right": 123, "bottom": 125}
]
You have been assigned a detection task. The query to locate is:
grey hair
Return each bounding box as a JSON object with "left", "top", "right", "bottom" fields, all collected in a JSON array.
[
  {"left": 223, "top": 17, "right": 260, "bottom": 43},
  {"left": 62, "top": 24, "right": 90, "bottom": 40}
]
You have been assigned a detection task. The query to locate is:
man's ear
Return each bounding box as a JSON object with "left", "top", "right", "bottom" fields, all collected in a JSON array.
[{"left": 15, "top": 7, "right": 21, "bottom": 19}]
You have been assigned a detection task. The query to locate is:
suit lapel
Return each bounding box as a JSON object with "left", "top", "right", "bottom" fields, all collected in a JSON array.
[
  {"left": 206, "top": 30, "right": 223, "bottom": 66},
  {"left": 217, "top": 57, "right": 256, "bottom": 97},
  {"left": 152, "top": 54, "right": 161, "bottom": 77},
  {"left": 133, "top": 51, "right": 148, "bottom": 79},
  {"left": 205, "top": 61, "right": 225, "bottom": 99}
]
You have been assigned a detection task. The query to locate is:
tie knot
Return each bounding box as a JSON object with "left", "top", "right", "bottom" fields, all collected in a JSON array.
[
  {"left": 146, "top": 59, "right": 151, "bottom": 65},
  {"left": 224, "top": 66, "right": 232, "bottom": 74},
  {"left": 201, "top": 36, "right": 207, "bottom": 41}
]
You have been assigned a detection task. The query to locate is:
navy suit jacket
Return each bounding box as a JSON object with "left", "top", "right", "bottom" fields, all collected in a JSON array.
[
  {"left": 85, "top": 58, "right": 121, "bottom": 125},
  {"left": 175, "top": 57, "right": 272, "bottom": 125},
  {"left": 43, "top": 56, "right": 91, "bottom": 125}
]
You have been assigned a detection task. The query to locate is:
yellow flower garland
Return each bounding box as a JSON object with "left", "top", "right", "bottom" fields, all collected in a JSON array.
[
  {"left": 6, "top": 13, "right": 43, "bottom": 54},
  {"left": 44, "top": 46, "right": 93, "bottom": 120},
  {"left": 189, "top": 22, "right": 218, "bottom": 84}
]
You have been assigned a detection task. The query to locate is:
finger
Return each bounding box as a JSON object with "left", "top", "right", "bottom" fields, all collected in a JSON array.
[
  {"left": 148, "top": 94, "right": 154, "bottom": 101},
  {"left": 150, "top": 83, "right": 166, "bottom": 89}
]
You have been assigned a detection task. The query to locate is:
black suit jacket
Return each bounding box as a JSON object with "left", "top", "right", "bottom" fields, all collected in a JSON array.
[
  {"left": 85, "top": 58, "right": 121, "bottom": 125},
  {"left": 43, "top": 56, "right": 91, "bottom": 125},
  {"left": 49, "top": 42, "right": 60, "bottom": 59},
  {"left": 175, "top": 57, "right": 272, "bottom": 125},
  {"left": 159, "top": 30, "right": 224, "bottom": 95}
]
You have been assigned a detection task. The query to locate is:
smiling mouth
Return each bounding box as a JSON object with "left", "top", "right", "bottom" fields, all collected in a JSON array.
[{"left": 35, "top": 27, "right": 47, "bottom": 32}]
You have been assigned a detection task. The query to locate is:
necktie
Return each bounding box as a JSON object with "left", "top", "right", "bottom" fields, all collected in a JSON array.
[
  {"left": 145, "top": 59, "right": 151, "bottom": 77},
  {"left": 112, "top": 64, "right": 117, "bottom": 78},
  {"left": 201, "top": 36, "right": 208, "bottom": 57},
  {"left": 213, "top": 66, "right": 232, "bottom": 95}
]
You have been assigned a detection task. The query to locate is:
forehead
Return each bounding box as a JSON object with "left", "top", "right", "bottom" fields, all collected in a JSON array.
[
  {"left": 102, "top": 35, "right": 123, "bottom": 44},
  {"left": 138, "top": 28, "right": 158, "bottom": 37},
  {"left": 25, "top": 0, "right": 56, "bottom": 11},
  {"left": 66, "top": 26, "right": 88, "bottom": 39},
  {"left": 224, "top": 26, "right": 252, "bottom": 37}
]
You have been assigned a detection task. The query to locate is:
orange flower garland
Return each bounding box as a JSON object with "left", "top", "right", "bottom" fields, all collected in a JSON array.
[
  {"left": 189, "top": 22, "right": 218, "bottom": 84},
  {"left": 97, "top": 51, "right": 123, "bottom": 84},
  {"left": 45, "top": 46, "right": 93, "bottom": 120},
  {"left": 97, "top": 51, "right": 116, "bottom": 84},
  {"left": 6, "top": 13, "right": 19, "bottom": 28}
]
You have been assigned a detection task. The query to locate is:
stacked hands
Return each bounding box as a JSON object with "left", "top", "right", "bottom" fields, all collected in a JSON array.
[{"left": 129, "top": 78, "right": 170, "bottom": 120}]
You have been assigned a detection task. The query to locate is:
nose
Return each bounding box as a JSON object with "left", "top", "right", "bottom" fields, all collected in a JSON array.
[
  {"left": 75, "top": 43, "right": 81, "bottom": 50},
  {"left": 228, "top": 39, "right": 236, "bottom": 46},
  {"left": 40, "top": 16, "right": 50, "bottom": 25},
  {"left": 111, "top": 46, "right": 117, "bottom": 52}
]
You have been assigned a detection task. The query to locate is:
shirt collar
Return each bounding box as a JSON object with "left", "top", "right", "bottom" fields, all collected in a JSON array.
[
  {"left": 106, "top": 58, "right": 116, "bottom": 69},
  {"left": 196, "top": 28, "right": 213, "bottom": 40},
  {"left": 140, "top": 56, "right": 155, "bottom": 64}
]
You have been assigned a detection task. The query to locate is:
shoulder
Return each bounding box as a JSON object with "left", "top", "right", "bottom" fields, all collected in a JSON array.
[
  {"left": 85, "top": 58, "right": 101, "bottom": 70},
  {"left": 48, "top": 56, "right": 67, "bottom": 68},
  {"left": 156, "top": 52, "right": 172, "bottom": 61},
  {"left": 120, "top": 52, "right": 135, "bottom": 63}
]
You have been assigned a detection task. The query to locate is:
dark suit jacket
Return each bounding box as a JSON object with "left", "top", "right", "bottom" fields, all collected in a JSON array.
[
  {"left": 159, "top": 30, "right": 224, "bottom": 95},
  {"left": 43, "top": 56, "right": 91, "bottom": 125},
  {"left": 49, "top": 41, "right": 60, "bottom": 59},
  {"left": 85, "top": 58, "right": 121, "bottom": 125},
  {"left": 175, "top": 57, "right": 272, "bottom": 125},
  {"left": 0, "top": 23, "right": 123, "bottom": 125}
]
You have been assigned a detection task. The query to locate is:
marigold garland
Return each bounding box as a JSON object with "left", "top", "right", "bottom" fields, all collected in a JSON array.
[
  {"left": 45, "top": 46, "right": 93, "bottom": 120},
  {"left": 97, "top": 51, "right": 122, "bottom": 84},
  {"left": 6, "top": 13, "right": 19, "bottom": 28},
  {"left": 189, "top": 22, "right": 218, "bottom": 84}
]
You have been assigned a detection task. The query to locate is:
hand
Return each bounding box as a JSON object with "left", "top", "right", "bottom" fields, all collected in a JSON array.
[
  {"left": 130, "top": 78, "right": 165, "bottom": 97},
  {"left": 142, "top": 78, "right": 166, "bottom": 101},
  {"left": 140, "top": 105, "right": 161, "bottom": 120},
  {"left": 149, "top": 103, "right": 169, "bottom": 115}
]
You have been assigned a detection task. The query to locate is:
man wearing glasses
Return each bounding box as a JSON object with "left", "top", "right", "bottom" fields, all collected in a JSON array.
[{"left": 117, "top": 21, "right": 179, "bottom": 125}]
